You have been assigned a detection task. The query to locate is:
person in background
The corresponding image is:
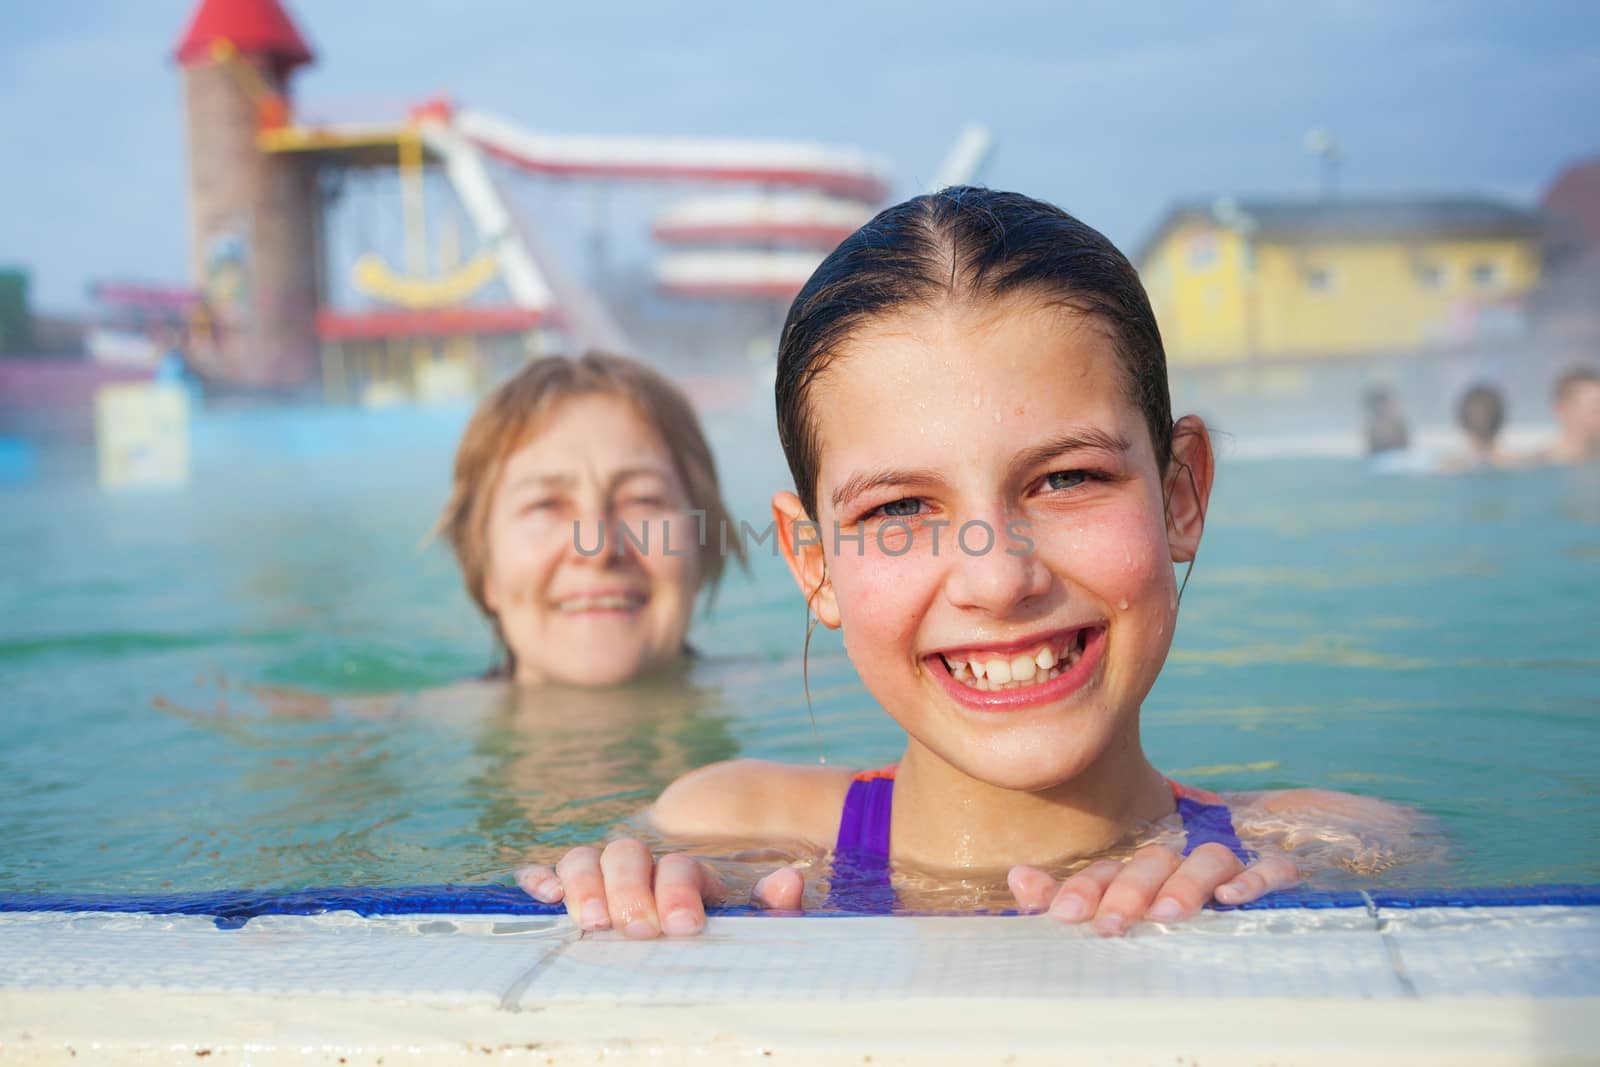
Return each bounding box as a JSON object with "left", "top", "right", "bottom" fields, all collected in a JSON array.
[
  {"left": 1441, "top": 381, "right": 1510, "bottom": 473},
  {"left": 438, "top": 351, "right": 744, "bottom": 687},
  {"left": 1362, "top": 386, "right": 1410, "bottom": 456},
  {"left": 1544, "top": 364, "right": 1600, "bottom": 465}
]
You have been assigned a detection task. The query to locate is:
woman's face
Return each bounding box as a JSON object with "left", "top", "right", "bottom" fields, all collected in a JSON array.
[
  {"left": 781, "top": 298, "right": 1207, "bottom": 792},
  {"left": 483, "top": 393, "right": 703, "bottom": 687}
]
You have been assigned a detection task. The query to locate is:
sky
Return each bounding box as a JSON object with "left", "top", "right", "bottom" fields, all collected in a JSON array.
[{"left": 1, "top": 0, "right": 1596, "bottom": 312}]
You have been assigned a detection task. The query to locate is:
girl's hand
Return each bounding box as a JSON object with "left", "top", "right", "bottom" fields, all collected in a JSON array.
[
  {"left": 514, "top": 839, "right": 806, "bottom": 939},
  {"left": 1007, "top": 843, "right": 1299, "bottom": 936}
]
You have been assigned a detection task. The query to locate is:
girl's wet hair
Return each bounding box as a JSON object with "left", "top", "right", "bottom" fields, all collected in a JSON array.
[{"left": 775, "top": 186, "right": 1173, "bottom": 517}]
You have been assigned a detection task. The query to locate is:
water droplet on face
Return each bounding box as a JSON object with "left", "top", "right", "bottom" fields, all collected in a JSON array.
[
  {"left": 993, "top": 411, "right": 1001, "bottom": 423},
  {"left": 1117, "top": 599, "right": 1130, "bottom": 611}
]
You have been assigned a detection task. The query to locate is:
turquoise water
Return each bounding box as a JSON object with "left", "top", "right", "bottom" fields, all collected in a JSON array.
[{"left": 1, "top": 404, "right": 1597, "bottom": 897}]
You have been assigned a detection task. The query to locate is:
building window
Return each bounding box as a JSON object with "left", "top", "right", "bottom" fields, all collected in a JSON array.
[
  {"left": 1303, "top": 266, "right": 1336, "bottom": 292},
  {"left": 1470, "top": 261, "right": 1502, "bottom": 289},
  {"left": 1415, "top": 262, "right": 1446, "bottom": 288}
]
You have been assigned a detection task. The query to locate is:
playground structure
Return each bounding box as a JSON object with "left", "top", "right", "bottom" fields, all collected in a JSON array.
[{"left": 172, "top": 0, "right": 899, "bottom": 400}]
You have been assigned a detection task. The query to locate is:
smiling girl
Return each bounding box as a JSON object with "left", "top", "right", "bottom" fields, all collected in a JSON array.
[{"left": 517, "top": 188, "right": 1413, "bottom": 936}]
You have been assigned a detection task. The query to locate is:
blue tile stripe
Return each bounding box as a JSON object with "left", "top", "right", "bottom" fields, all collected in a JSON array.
[{"left": 0, "top": 883, "right": 1596, "bottom": 928}]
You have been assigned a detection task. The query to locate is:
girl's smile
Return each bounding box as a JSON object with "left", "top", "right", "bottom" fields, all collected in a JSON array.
[{"left": 925, "top": 622, "right": 1107, "bottom": 710}]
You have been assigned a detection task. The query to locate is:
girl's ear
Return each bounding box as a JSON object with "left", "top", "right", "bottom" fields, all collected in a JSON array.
[
  {"left": 1164, "top": 414, "right": 1215, "bottom": 564},
  {"left": 772, "top": 490, "right": 841, "bottom": 629}
]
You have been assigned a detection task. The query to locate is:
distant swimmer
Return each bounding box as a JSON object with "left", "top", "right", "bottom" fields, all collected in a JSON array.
[
  {"left": 1439, "top": 381, "right": 1511, "bottom": 473},
  {"left": 1362, "top": 386, "right": 1410, "bottom": 455},
  {"left": 1362, "top": 385, "right": 1432, "bottom": 474},
  {"left": 1542, "top": 364, "right": 1600, "bottom": 465}
]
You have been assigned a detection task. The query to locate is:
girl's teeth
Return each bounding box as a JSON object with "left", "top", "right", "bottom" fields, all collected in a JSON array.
[{"left": 941, "top": 630, "right": 1097, "bottom": 693}]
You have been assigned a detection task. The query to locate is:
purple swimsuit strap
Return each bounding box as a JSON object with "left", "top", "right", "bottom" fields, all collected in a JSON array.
[{"left": 828, "top": 772, "right": 1253, "bottom": 913}]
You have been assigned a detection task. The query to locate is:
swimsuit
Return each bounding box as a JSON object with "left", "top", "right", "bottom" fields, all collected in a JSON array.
[{"left": 828, "top": 766, "right": 1253, "bottom": 913}]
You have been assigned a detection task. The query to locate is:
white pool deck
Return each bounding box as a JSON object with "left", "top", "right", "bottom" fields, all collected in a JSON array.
[{"left": 1, "top": 904, "right": 1596, "bottom": 1064}]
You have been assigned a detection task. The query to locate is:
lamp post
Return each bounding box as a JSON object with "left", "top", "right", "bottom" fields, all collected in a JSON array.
[{"left": 1304, "top": 127, "right": 1343, "bottom": 199}]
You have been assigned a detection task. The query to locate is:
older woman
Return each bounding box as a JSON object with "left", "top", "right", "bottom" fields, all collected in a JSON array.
[{"left": 438, "top": 351, "right": 742, "bottom": 686}]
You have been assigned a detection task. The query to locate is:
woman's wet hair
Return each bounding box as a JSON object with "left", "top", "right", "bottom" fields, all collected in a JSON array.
[
  {"left": 775, "top": 186, "right": 1172, "bottom": 517},
  {"left": 438, "top": 350, "right": 744, "bottom": 647}
]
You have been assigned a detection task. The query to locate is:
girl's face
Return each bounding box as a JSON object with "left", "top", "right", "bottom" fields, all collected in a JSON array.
[
  {"left": 484, "top": 393, "right": 703, "bottom": 687},
  {"left": 778, "top": 298, "right": 1210, "bottom": 792}
]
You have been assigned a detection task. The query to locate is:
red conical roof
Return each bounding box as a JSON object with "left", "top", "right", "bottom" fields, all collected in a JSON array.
[{"left": 174, "top": 0, "right": 314, "bottom": 75}]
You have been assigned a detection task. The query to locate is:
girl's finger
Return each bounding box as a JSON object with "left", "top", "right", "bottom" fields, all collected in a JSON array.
[
  {"left": 1145, "top": 842, "right": 1245, "bottom": 922},
  {"left": 1046, "top": 859, "right": 1124, "bottom": 924},
  {"left": 752, "top": 866, "right": 805, "bottom": 912},
  {"left": 554, "top": 847, "right": 608, "bottom": 931},
  {"left": 514, "top": 863, "right": 563, "bottom": 904},
  {"left": 654, "top": 853, "right": 723, "bottom": 936},
  {"left": 1214, "top": 850, "right": 1301, "bottom": 905},
  {"left": 1006, "top": 864, "right": 1059, "bottom": 914},
  {"left": 1092, "top": 845, "right": 1182, "bottom": 936},
  {"left": 599, "top": 838, "right": 661, "bottom": 939}
]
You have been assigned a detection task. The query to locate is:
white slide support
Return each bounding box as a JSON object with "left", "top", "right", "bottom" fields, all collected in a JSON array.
[{"left": 416, "top": 121, "right": 553, "bottom": 313}]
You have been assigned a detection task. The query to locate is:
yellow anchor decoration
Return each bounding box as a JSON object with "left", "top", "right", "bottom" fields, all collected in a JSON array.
[
  {"left": 350, "top": 251, "right": 499, "bottom": 309},
  {"left": 348, "top": 130, "right": 501, "bottom": 310}
]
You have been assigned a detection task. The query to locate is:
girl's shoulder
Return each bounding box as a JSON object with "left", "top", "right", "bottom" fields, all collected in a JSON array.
[
  {"left": 1244, "top": 788, "right": 1414, "bottom": 823},
  {"left": 1231, "top": 788, "right": 1446, "bottom": 876},
  {"left": 648, "top": 759, "right": 859, "bottom": 844}
]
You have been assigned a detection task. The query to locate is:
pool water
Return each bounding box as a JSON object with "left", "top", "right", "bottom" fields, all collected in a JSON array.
[{"left": 1, "top": 404, "right": 1597, "bottom": 901}]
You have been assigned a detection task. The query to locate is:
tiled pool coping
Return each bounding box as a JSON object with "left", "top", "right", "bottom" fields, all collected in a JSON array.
[{"left": 1, "top": 895, "right": 1596, "bottom": 1063}]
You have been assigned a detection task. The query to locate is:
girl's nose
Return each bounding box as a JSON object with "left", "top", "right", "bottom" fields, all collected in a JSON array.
[{"left": 940, "top": 513, "right": 1051, "bottom": 616}]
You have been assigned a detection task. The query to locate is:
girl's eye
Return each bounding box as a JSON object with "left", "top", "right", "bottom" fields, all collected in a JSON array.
[
  {"left": 871, "top": 497, "right": 923, "bottom": 519},
  {"left": 521, "top": 498, "right": 562, "bottom": 514},
  {"left": 1044, "top": 470, "right": 1090, "bottom": 491}
]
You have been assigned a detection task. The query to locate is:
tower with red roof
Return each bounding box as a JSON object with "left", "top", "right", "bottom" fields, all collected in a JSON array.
[{"left": 174, "top": 0, "right": 320, "bottom": 390}]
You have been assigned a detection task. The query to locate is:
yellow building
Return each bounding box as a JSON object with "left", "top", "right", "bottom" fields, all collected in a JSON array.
[{"left": 1136, "top": 197, "right": 1543, "bottom": 365}]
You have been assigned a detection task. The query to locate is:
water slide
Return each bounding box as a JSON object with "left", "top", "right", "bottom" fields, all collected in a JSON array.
[
  {"left": 451, "top": 109, "right": 890, "bottom": 202},
  {"left": 648, "top": 125, "right": 992, "bottom": 298},
  {"left": 404, "top": 108, "right": 895, "bottom": 348}
]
